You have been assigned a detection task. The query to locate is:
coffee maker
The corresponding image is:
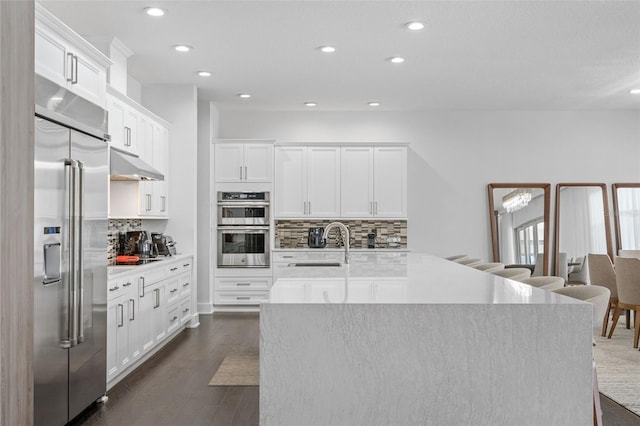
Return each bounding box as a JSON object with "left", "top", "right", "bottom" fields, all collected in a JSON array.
[{"left": 307, "top": 227, "right": 326, "bottom": 248}]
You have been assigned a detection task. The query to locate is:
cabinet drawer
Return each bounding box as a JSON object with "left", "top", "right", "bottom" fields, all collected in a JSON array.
[
  {"left": 216, "top": 277, "right": 271, "bottom": 291},
  {"left": 167, "top": 305, "right": 181, "bottom": 335},
  {"left": 165, "top": 259, "right": 192, "bottom": 276},
  {"left": 215, "top": 291, "right": 270, "bottom": 305},
  {"left": 178, "top": 273, "right": 191, "bottom": 298},
  {"left": 180, "top": 299, "right": 191, "bottom": 325},
  {"left": 108, "top": 277, "right": 135, "bottom": 301},
  {"left": 166, "top": 278, "right": 180, "bottom": 305}
]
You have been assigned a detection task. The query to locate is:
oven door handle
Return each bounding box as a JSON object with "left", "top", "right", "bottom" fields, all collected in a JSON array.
[
  {"left": 217, "top": 226, "right": 270, "bottom": 232},
  {"left": 217, "top": 201, "right": 269, "bottom": 207}
]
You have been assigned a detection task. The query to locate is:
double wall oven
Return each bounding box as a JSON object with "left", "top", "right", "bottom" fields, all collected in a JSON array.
[{"left": 217, "top": 192, "right": 270, "bottom": 267}]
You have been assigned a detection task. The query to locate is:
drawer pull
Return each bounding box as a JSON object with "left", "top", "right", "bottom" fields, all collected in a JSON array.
[
  {"left": 236, "top": 296, "right": 251, "bottom": 300},
  {"left": 171, "top": 316, "right": 178, "bottom": 322},
  {"left": 170, "top": 289, "right": 178, "bottom": 293},
  {"left": 123, "top": 281, "right": 131, "bottom": 287},
  {"left": 183, "top": 282, "right": 190, "bottom": 287},
  {"left": 282, "top": 255, "right": 293, "bottom": 258},
  {"left": 183, "top": 263, "right": 190, "bottom": 267},
  {"left": 183, "top": 308, "right": 190, "bottom": 313},
  {"left": 236, "top": 282, "right": 251, "bottom": 286},
  {"left": 109, "top": 286, "right": 119, "bottom": 292},
  {"left": 170, "top": 267, "right": 178, "bottom": 272}
]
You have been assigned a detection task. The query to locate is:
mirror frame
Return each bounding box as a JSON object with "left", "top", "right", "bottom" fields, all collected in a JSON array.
[
  {"left": 554, "top": 183, "right": 614, "bottom": 276},
  {"left": 487, "top": 183, "right": 551, "bottom": 275},
  {"left": 611, "top": 183, "right": 640, "bottom": 254}
]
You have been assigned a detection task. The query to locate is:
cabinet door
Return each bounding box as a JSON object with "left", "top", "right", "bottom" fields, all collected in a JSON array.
[
  {"left": 124, "top": 109, "right": 139, "bottom": 156},
  {"left": 106, "top": 300, "right": 120, "bottom": 381},
  {"left": 154, "top": 125, "right": 169, "bottom": 216},
  {"left": 138, "top": 117, "right": 154, "bottom": 216},
  {"left": 244, "top": 144, "right": 273, "bottom": 182},
  {"left": 341, "top": 147, "right": 374, "bottom": 217},
  {"left": 138, "top": 283, "right": 155, "bottom": 354},
  {"left": 307, "top": 147, "right": 341, "bottom": 217},
  {"left": 214, "top": 144, "right": 244, "bottom": 182},
  {"left": 373, "top": 147, "right": 407, "bottom": 217},
  {"left": 126, "top": 293, "right": 141, "bottom": 362},
  {"left": 35, "top": 26, "right": 69, "bottom": 88},
  {"left": 107, "top": 97, "right": 127, "bottom": 151},
  {"left": 275, "top": 147, "right": 307, "bottom": 217},
  {"left": 71, "top": 53, "right": 105, "bottom": 108},
  {"left": 152, "top": 284, "right": 167, "bottom": 343}
]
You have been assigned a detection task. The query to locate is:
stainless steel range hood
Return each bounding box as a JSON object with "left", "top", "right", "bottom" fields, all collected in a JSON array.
[{"left": 110, "top": 147, "right": 164, "bottom": 181}]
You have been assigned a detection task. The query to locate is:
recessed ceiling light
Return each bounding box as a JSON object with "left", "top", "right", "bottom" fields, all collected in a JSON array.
[
  {"left": 389, "top": 57, "right": 405, "bottom": 64},
  {"left": 304, "top": 102, "right": 317, "bottom": 107},
  {"left": 144, "top": 7, "right": 166, "bottom": 17},
  {"left": 197, "top": 71, "right": 211, "bottom": 77},
  {"left": 320, "top": 46, "right": 336, "bottom": 53},
  {"left": 368, "top": 102, "right": 381, "bottom": 107},
  {"left": 630, "top": 89, "right": 640, "bottom": 94},
  {"left": 238, "top": 93, "right": 251, "bottom": 98},
  {"left": 405, "top": 22, "right": 424, "bottom": 30},
  {"left": 173, "top": 45, "right": 192, "bottom": 53}
]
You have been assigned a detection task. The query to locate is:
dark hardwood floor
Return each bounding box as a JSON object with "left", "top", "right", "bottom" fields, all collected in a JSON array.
[{"left": 73, "top": 312, "right": 640, "bottom": 426}]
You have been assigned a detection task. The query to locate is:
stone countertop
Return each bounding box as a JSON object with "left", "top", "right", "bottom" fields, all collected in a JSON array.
[
  {"left": 107, "top": 253, "right": 192, "bottom": 278},
  {"left": 272, "top": 247, "right": 410, "bottom": 252},
  {"left": 268, "top": 253, "right": 585, "bottom": 305}
]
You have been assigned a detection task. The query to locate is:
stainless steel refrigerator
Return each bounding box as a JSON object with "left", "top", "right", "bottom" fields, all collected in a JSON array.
[{"left": 34, "top": 75, "right": 108, "bottom": 425}]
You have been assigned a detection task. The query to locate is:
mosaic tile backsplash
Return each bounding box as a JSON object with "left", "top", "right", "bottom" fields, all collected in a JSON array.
[
  {"left": 275, "top": 220, "right": 407, "bottom": 249},
  {"left": 107, "top": 219, "right": 142, "bottom": 265}
]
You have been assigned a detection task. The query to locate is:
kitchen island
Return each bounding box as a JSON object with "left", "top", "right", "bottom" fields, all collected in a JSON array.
[{"left": 260, "top": 254, "right": 593, "bottom": 425}]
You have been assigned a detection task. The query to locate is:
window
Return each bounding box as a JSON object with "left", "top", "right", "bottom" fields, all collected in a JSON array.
[{"left": 515, "top": 218, "right": 544, "bottom": 264}]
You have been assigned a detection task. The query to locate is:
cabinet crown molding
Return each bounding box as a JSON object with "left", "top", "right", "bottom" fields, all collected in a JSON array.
[
  {"left": 274, "top": 141, "right": 409, "bottom": 147},
  {"left": 106, "top": 85, "right": 172, "bottom": 128}
]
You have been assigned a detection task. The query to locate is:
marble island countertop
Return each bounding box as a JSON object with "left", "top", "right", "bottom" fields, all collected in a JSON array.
[{"left": 269, "top": 253, "right": 585, "bottom": 305}]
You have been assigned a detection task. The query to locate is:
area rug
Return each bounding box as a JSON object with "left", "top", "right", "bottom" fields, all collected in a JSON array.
[
  {"left": 209, "top": 350, "right": 259, "bottom": 386},
  {"left": 593, "top": 325, "right": 640, "bottom": 416}
]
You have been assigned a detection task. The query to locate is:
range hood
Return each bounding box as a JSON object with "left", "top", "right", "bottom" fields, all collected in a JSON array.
[{"left": 110, "top": 147, "right": 164, "bottom": 181}]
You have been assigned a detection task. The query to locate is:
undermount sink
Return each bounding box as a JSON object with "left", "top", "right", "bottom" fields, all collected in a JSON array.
[{"left": 288, "top": 262, "right": 343, "bottom": 268}]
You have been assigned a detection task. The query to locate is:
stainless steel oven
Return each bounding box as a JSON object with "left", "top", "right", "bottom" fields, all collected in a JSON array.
[
  {"left": 217, "top": 226, "right": 270, "bottom": 267},
  {"left": 217, "top": 191, "right": 269, "bottom": 225},
  {"left": 217, "top": 191, "right": 270, "bottom": 267}
]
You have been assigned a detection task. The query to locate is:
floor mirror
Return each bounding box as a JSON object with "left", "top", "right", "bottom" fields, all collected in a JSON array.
[
  {"left": 487, "top": 183, "right": 551, "bottom": 275},
  {"left": 612, "top": 183, "right": 640, "bottom": 256},
  {"left": 554, "top": 183, "right": 613, "bottom": 281}
]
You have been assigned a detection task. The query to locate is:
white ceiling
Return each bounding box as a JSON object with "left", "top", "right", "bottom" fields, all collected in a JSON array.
[{"left": 41, "top": 0, "right": 640, "bottom": 112}]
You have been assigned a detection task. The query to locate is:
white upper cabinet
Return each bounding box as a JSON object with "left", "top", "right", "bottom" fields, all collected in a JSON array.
[
  {"left": 35, "top": 4, "right": 110, "bottom": 108},
  {"left": 340, "top": 145, "right": 407, "bottom": 218},
  {"left": 107, "top": 94, "right": 139, "bottom": 155},
  {"left": 214, "top": 141, "right": 273, "bottom": 183},
  {"left": 274, "top": 146, "right": 340, "bottom": 218}
]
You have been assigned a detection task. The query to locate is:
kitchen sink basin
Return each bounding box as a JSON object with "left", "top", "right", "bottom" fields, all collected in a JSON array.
[{"left": 288, "top": 262, "right": 343, "bottom": 267}]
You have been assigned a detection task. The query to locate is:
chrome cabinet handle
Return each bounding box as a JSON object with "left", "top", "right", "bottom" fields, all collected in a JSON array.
[
  {"left": 170, "top": 288, "right": 178, "bottom": 293},
  {"left": 183, "top": 282, "right": 189, "bottom": 287},
  {"left": 109, "top": 286, "right": 119, "bottom": 292},
  {"left": 161, "top": 196, "right": 166, "bottom": 212},
  {"left": 308, "top": 201, "right": 312, "bottom": 215},
  {"left": 240, "top": 166, "right": 243, "bottom": 180},
  {"left": 129, "top": 299, "right": 135, "bottom": 321},
  {"left": 237, "top": 296, "right": 250, "bottom": 300},
  {"left": 374, "top": 201, "right": 378, "bottom": 215},
  {"left": 154, "top": 288, "right": 160, "bottom": 308},
  {"left": 171, "top": 316, "right": 178, "bottom": 322},
  {"left": 183, "top": 263, "right": 190, "bottom": 267},
  {"left": 303, "top": 201, "right": 307, "bottom": 215},
  {"left": 66, "top": 52, "right": 74, "bottom": 82},
  {"left": 139, "top": 276, "right": 145, "bottom": 297},
  {"left": 72, "top": 55, "right": 79, "bottom": 84},
  {"left": 146, "top": 194, "right": 152, "bottom": 211},
  {"left": 183, "top": 308, "right": 189, "bottom": 313},
  {"left": 170, "top": 267, "right": 178, "bottom": 272},
  {"left": 123, "top": 281, "right": 131, "bottom": 287},
  {"left": 244, "top": 166, "right": 247, "bottom": 180},
  {"left": 236, "top": 282, "right": 251, "bottom": 286},
  {"left": 117, "top": 304, "right": 124, "bottom": 327}
]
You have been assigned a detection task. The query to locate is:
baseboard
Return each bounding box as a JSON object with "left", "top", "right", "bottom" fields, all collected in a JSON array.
[
  {"left": 198, "top": 302, "right": 214, "bottom": 314},
  {"left": 213, "top": 305, "right": 260, "bottom": 313}
]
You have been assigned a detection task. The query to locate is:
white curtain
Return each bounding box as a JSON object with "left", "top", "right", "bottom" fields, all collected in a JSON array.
[
  {"left": 618, "top": 188, "right": 640, "bottom": 250},
  {"left": 558, "top": 187, "right": 607, "bottom": 258},
  {"left": 498, "top": 212, "right": 516, "bottom": 265}
]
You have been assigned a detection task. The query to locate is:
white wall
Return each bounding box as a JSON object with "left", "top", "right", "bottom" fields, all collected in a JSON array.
[
  {"left": 142, "top": 84, "right": 199, "bottom": 324},
  {"left": 218, "top": 110, "right": 640, "bottom": 261},
  {"left": 196, "top": 99, "right": 219, "bottom": 313}
]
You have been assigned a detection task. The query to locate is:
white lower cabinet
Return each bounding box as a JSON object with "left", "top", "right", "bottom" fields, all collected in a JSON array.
[
  {"left": 106, "top": 256, "right": 193, "bottom": 388},
  {"left": 214, "top": 275, "right": 272, "bottom": 307}
]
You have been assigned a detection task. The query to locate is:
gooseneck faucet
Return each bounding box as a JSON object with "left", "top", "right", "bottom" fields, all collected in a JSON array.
[{"left": 323, "top": 222, "right": 350, "bottom": 264}]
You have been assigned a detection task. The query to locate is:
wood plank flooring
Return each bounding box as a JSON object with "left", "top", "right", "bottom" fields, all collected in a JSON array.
[{"left": 72, "top": 312, "right": 640, "bottom": 426}]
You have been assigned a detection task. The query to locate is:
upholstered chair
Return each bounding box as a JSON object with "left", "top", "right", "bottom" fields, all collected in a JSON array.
[
  {"left": 587, "top": 254, "right": 618, "bottom": 337},
  {"left": 473, "top": 262, "right": 505, "bottom": 273},
  {"left": 456, "top": 258, "right": 483, "bottom": 267},
  {"left": 446, "top": 254, "right": 468, "bottom": 261},
  {"left": 520, "top": 276, "right": 564, "bottom": 291},
  {"left": 552, "top": 285, "right": 611, "bottom": 330},
  {"left": 492, "top": 268, "right": 531, "bottom": 281},
  {"left": 607, "top": 257, "right": 640, "bottom": 348}
]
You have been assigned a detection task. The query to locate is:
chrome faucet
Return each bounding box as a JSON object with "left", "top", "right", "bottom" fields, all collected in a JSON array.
[{"left": 323, "top": 222, "right": 350, "bottom": 264}]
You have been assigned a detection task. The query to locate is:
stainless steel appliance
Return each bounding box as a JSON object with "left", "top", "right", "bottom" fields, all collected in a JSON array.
[
  {"left": 308, "top": 227, "right": 326, "bottom": 248},
  {"left": 217, "top": 191, "right": 270, "bottom": 267},
  {"left": 151, "top": 232, "right": 177, "bottom": 256},
  {"left": 217, "top": 191, "right": 269, "bottom": 225},
  {"left": 34, "top": 75, "right": 108, "bottom": 425}
]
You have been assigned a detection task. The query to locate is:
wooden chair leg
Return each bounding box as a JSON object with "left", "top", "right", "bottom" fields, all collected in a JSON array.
[
  {"left": 601, "top": 303, "right": 612, "bottom": 337},
  {"left": 634, "top": 310, "right": 640, "bottom": 349},
  {"left": 626, "top": 309, "right": 631, "bottom": 329},
  {"left": 608, "top": 306, "right": 622, "bottom": 339}
]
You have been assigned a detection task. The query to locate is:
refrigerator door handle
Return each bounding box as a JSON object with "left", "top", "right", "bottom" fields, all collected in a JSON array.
[
  {"left": 64, "top": 159, "right": 79, "bottom": 348},
  {"left": 77, "top": 161, "right": 85, "bottom": 344}
]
